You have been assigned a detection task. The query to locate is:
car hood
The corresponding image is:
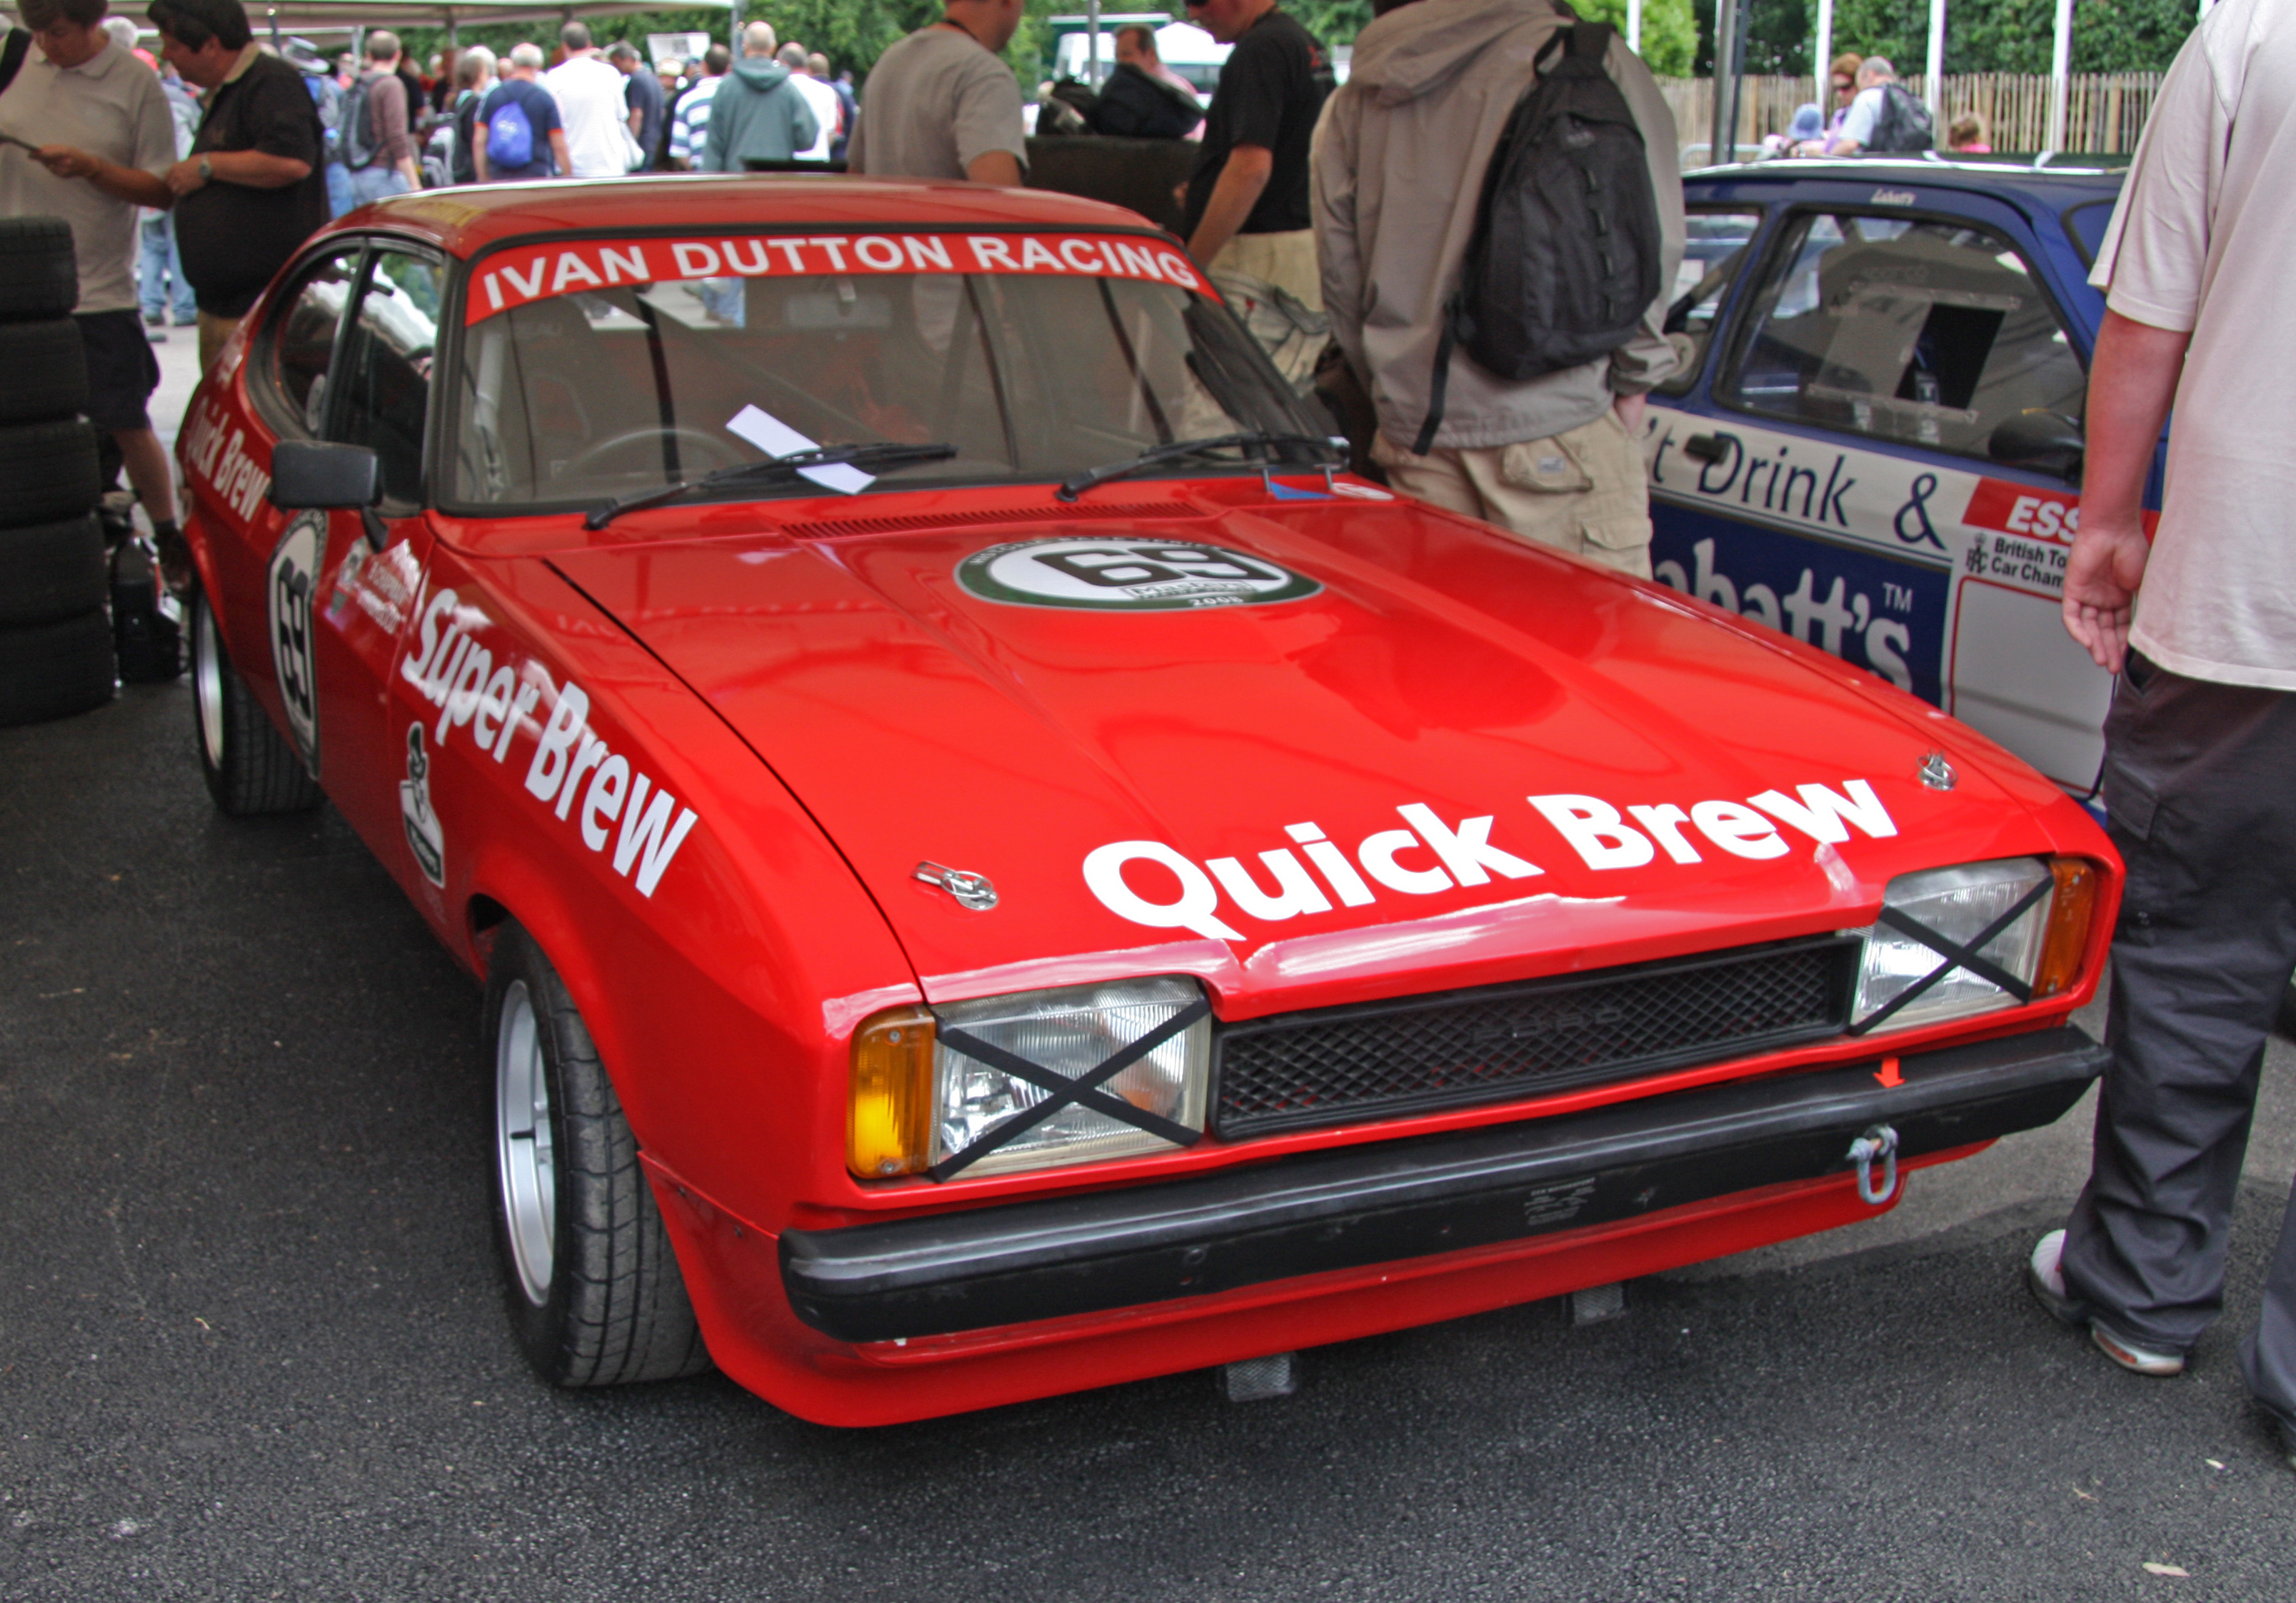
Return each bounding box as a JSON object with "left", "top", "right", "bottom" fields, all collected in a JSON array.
[{"left": 547, "top": 494, "right": 2067, "bottom": 1014}]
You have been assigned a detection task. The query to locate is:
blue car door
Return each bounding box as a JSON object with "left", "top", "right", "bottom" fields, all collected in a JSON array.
[{"left": 1645, "top": 176, "right": 2117, "bottom": 794}]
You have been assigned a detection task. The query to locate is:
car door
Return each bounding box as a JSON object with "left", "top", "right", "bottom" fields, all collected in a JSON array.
[
  {"left": 307, "top": 241, "right": 450, "bottom": 879},
  {"left": 1645, "top": 194, "right": 2111, "bottom": 792}
]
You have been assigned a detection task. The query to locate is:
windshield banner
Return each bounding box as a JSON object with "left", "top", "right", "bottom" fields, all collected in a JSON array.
[{"left": 466, "top": 232, "right": 1212, "bottom": 324}]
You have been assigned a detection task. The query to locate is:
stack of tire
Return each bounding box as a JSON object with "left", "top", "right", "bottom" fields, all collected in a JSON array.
[{"left": 0, "top": 216, "right": 114, "bottom": 729}]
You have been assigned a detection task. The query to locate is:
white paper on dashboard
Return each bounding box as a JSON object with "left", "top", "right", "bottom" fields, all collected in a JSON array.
[{"left": 723, "top": 403, "right": 875, "bottom": 495}]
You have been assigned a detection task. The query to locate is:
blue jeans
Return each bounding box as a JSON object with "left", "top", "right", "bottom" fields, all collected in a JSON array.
[
  {"left": 137, "top": 213, "right": 194, "bottom": 323},
  {"left": 346, "top": 164, "right": 411, "bottom": 208},
  {"left": 325, "top": 159, "right": 356, "bottom": 218}
]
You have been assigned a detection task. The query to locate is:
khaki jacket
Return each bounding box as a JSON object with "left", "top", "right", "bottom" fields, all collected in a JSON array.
[{"left": 1312, "top": 0, "right": 1686, "bottom": 453}]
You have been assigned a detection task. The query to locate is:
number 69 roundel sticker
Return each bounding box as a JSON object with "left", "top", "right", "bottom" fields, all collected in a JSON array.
[
  {"left": 267, "top": 511, "right": 325, "bottom": 773},
  {"left": 956, "top": 537, "right": 1320, "bottom": 612}
]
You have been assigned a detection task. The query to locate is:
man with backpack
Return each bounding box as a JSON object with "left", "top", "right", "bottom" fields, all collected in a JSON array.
[
  {"left": 339, "top": 30, "right": 420, "bottom": 203},
  {"left": 1825, "top": 56, "right": 1932, "bottom": 156},
  {"left": 1312, "top": 0, "right": 1683, "bottom": 576},
  {"left": 473, "top": 42, "right": 568, "bottom": 182}
]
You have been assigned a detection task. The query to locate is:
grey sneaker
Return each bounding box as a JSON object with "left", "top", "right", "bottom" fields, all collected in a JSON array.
[
  {"left": 2027, "top": 1230, "right": 2085, "bottom": 1326},
  {"left": 2029, "top": 1230, "right": 2185, "bottom": 1376}
]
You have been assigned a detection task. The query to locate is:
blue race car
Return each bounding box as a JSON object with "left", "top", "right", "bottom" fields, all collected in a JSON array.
[{"left": 1644, "top": 158, "right": 2142, "bottom": 798}]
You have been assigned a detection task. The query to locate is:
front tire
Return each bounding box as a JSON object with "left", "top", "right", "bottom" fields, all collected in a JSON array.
[
  {"left": 486, "top": 924, "right": 710, "bottom": 1387},
  {"left": 190, "top": 590, "right": 321, "bottom": 815}
]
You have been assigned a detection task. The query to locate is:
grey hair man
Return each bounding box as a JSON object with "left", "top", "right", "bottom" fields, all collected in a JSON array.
[
  {"left": 1825, "top": 56, "right": 1932, "bottom": 155},
  {"left": 473, "top": 40, "right": 570, "bottom": 182},
  {"left": 607, "top": 39, "right": 665, "bottom": 168},
  {"left": 776, "top": 39, "right": 839, "bottom": 163},
  {"left": 695, "top": 21, "right": 817, "bottom": 172}
]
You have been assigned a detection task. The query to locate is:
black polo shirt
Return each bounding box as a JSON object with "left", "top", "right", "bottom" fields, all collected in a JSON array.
[
  {"left": 176, "top": 51, "right": 330, "bottom": 318},
  {"left": 1182, "top": 8, "right": 1332, "bottom": 238}
]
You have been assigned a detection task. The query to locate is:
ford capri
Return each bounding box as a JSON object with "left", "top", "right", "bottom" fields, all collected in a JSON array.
[{"left": 177, "top": 177, "right": 2117, "bottom": 1425}]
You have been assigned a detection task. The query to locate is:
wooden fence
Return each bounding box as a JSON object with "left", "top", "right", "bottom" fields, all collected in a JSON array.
[{"left": 1661, "top": 73, "right": 2165, "bottom": 156}]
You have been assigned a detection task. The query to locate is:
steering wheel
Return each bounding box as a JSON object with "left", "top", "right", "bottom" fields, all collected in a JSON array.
[{"left": 563, "top": 426, "right": 747, "bottom": 479}]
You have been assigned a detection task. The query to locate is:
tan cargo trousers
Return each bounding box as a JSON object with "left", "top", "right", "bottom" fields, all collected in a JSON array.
[{"left": 1371, "top": 407, "right": 1654, "bottom": 579}]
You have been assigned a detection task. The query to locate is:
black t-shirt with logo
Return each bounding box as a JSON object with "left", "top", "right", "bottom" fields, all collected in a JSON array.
[
  {"left": 178, "top": 53, "right": 330, "bottom": 317},
  {"left": 1182, "top": 8, "right": 1332, "bottom": 238}
]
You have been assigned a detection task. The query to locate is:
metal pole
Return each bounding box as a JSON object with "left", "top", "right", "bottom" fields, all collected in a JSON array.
[
  {"left": 1813, "top": 0, "right": 1833, "bottom": 123},
  {"left": 1628, "top": 0, "right": 1642, "bottom": 55},
  {"left": 2047, "top": 0, "right": 2073, "bottom": 151},
  {"left": 1087, "top": 0, "right": 1103, "bottom": 86},
  {"left": 1925, "top": 0, "right": 1946, "bottom": 126},
  {"left": 1709, "top": 0, "right": 1745, "bottom": 164}
]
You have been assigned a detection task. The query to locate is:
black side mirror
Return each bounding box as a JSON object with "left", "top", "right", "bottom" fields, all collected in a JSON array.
[
  {"left": 269, "top": 440, "right": 381, "bottom": 511},
  {"left": 1987, "top": 410, "right": 2085, "bottom": 481}
]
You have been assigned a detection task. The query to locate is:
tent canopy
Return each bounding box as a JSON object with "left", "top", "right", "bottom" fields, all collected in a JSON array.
[{"left": 236, "top": 1, "right": 731, "bottom": 34}]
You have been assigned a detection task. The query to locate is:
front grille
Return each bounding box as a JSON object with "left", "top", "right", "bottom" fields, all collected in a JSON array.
[{"left": 1211, "top": 935, "right": 1860, "bottom": 1139}]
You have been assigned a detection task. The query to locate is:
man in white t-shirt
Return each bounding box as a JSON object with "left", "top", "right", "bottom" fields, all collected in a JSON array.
[
  {"left": 0, "top": 0, "right": 181, "bottom": 561},
  {"left": 542, "top": 20, "right": 628, "bottom": 178},
  {"left": 846, "top": 0, "right": 1026, "bottom": 185},
  {"left": 2023, "top": 0, "right": 2296, "bottom": 1472},
  {"left": 776, "top": 42, "right": 839, "bottom": 164}
]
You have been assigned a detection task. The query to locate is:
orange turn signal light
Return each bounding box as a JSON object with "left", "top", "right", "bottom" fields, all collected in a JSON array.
[
  {"left": 849, "top": 1006, "right": 936, "bottom": 1179},
  {"left": 2033, "top": 857, "right": 2099, "bottom": 1000}
]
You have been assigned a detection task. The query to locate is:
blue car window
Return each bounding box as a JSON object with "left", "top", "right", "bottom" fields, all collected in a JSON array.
[
  {"left": 1720, "top": 211, "right": 2087, "bottom": 463},
  {"left": 1655, "top": 208, "right": 1763, "bottom": 396}
]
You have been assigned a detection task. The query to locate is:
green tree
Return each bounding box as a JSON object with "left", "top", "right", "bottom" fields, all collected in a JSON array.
[
  {"left": 1818, "top": 0, "right": 2195, "bottom": 74},
  {"left": 1575, "top": 0, "right": 1699, "bottom": 76}
]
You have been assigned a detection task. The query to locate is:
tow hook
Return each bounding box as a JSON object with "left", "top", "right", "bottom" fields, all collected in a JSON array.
[{"left": 1848, "top": 1124, "right": 1900, "bottom": 1207}]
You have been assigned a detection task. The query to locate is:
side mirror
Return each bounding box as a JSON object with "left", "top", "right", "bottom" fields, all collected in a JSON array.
[
  {"left": 1987, "top": 410, "right": 2085, "bottom": 481},
  {"left": 269, "top": 440, "right": 381, "bottom": 511}
]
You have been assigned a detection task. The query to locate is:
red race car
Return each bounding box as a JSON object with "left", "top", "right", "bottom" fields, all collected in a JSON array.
[{"left": 178, "top": 177, "right": 2117, "bottom": 1426}]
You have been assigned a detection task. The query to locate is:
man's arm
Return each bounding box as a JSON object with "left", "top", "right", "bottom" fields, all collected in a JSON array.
[
  {"left": 965, "top": 150, "right": 1021, "bottom": 186},
  {"left": 548, "top": 127, "right": 572, "bottom": 177},
  {"left": 32, "top": 146, "right": 173, "bottom": 208},
  {"left": 1186, "top": 143, "right": 1270, "bottom": 267},
  {"left": 2063, "top": 309, "right": 2186, "bottom": 672},
  {"left": 473, "top": 121, "right": 491, "bottom": 182},
  {"left": 1309, "top": 94, "right": 1365, "bottom": 380}
]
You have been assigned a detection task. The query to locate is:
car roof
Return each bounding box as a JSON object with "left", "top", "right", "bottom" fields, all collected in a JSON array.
[
  {"left": 1682, "top": 156, "right": 2126, "bottom": 210},
  {"left": 345, "top": 174, "right": 1172, "bottom": 261}
]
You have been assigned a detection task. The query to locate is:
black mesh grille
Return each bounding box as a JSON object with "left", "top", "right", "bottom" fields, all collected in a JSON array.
[{"left": 1212, "top": 935, "right": 1860, "bottom": 1139}]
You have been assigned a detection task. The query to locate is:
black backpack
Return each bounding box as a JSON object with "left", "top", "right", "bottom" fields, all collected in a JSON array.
[
  {"left": 341, "top": 71, "right": 381, "bottom": 169},
  {"left": 1865, "top": 82, "right": 1935, "bottom": 153},
  {"left": 1415, "top": 24, "right": 1662, "bottom": 453}
]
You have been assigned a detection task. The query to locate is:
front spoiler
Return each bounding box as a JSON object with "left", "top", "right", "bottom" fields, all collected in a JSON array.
[{"left": 782, "top": 1027, "right": 2105, "bottom": 1343}]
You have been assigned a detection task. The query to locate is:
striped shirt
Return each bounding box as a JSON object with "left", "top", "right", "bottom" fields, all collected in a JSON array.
[{"left": 668, "top": 73, "right": 721, "bottom": 165}]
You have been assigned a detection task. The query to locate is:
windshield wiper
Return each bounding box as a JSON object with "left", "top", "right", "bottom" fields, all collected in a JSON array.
[
  {"left": 584, "top": 442, "right": 958, "bottom": 530},
  {"left": 1055, "top": 432, "right": 1345, "bottom": 503}
]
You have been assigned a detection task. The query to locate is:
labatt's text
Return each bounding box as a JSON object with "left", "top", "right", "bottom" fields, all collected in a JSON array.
[
  {"left": 401, "top": 589, "right": 698, "bottom": 896},
  {"left": 1085, "top": 780, "right": 1898, "bottom": 940}
]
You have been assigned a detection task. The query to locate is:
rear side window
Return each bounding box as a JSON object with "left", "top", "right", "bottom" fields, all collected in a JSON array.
[
  {"left": 264, "top": 246, "right": 361, "bottom": 436},
  {"left": 330, "top": 248, "right": 441, "bottom": 506},
  {"left": 1718, "top": 211, "right": 2087, "bottom": 461},
  {"left": 1656, "top": 208, "right": 1763, "bottom": 396}
]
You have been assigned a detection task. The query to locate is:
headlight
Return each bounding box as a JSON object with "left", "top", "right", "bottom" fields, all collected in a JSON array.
[
  {"left": 1853, "top": 857, "right": 2097, "bottom": 1032},
  {"left": 849, "top": 977, "right": 1210, "bottom": 1180}
]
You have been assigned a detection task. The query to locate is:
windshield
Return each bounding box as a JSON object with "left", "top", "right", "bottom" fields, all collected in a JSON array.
[{"left": 446, "top": 229, "right": 1323, "bottom": 512}]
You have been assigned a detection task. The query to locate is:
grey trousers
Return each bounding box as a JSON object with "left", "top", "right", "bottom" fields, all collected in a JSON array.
[{"left": 2060, "top": 653, "right": 2296, "bottom": 1426}]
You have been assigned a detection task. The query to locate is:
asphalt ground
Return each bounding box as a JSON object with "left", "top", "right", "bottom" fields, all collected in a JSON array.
[{"left": 6, "top": 338, "right": 2296, "bottom": 1600}]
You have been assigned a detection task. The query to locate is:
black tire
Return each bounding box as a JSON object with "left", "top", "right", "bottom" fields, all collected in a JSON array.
[
  {"left": 0, "top": 609, "right": 114, "bottom": 728},
  {"left": 0, "top": 318, "right": 89, "bottom": 423},
  {"left": 0, "top": 418, "right": 101, "bottom": 527},
  {"left": 189, "top": 590, "right": 321, "bottom": 814},
  {"left": 0, "top": 513, "right": 106, "bottom": 627},
  {"left": 0, "top": 218, "right": 78, "bottom": 321},
  {"left": 485, "top": 923, "right": 711, "bottom": 1387}
]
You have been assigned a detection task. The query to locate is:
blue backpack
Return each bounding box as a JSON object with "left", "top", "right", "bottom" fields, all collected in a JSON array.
[{"left": 487, "top": 93, "right": 535, "bottom": 169}]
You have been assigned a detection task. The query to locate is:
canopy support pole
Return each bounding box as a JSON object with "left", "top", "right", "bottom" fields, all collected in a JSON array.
[
  {"left": 1088, "top": 0, "right": 1103, "bottom": 87},
  {"left": 1628, "top": 0, "right": 1642, "bottom": 54},
  {"left": 1813, "top": 0, "right": 1833, "bottom": 120},
  {"left": 2048, "top": 0, "right": 2073, "bottom": 151},
  {"left": 1925, "top": 0, "right": 1946, "bottom": 126},
  {"left": 1709, "top": 0, "right": 1745, "bottom": 164}
]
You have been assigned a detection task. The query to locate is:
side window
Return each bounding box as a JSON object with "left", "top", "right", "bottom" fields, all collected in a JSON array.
[
  {"left": 1718, "top": 211, "right": 2088, "bottom": 461},
  {"left": 264, "top": 246, "right": 362, "bottom": 436},
  {"left": 332, "top": 248, "right": 442, "bottom": 505},
  {"left": 1656, "top": 209, "right": 1763, "bottom": 396}
]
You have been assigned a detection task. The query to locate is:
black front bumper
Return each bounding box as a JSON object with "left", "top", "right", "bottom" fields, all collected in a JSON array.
[{"left": 782, "top": 1027, "right": 2105, "bottom": 1343}]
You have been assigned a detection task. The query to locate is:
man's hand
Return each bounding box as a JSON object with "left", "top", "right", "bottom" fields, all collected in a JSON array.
[
  {"left": 32, "top": 144, "right": 101, "bottom": 179},
  {"left": 1613, "top": 393, "right": 1648, "bottom": 436},
  {"left": 165, "top": 156, "right": 209, "bottom": 196},
  {"left": 2062, "top": 522, "right": 2152, "bottom": 673}
]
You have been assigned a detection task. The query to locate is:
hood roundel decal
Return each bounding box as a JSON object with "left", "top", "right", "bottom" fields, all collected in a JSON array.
[{"left": 957, "top": 537, "right": 1322, "bottom": 612}]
